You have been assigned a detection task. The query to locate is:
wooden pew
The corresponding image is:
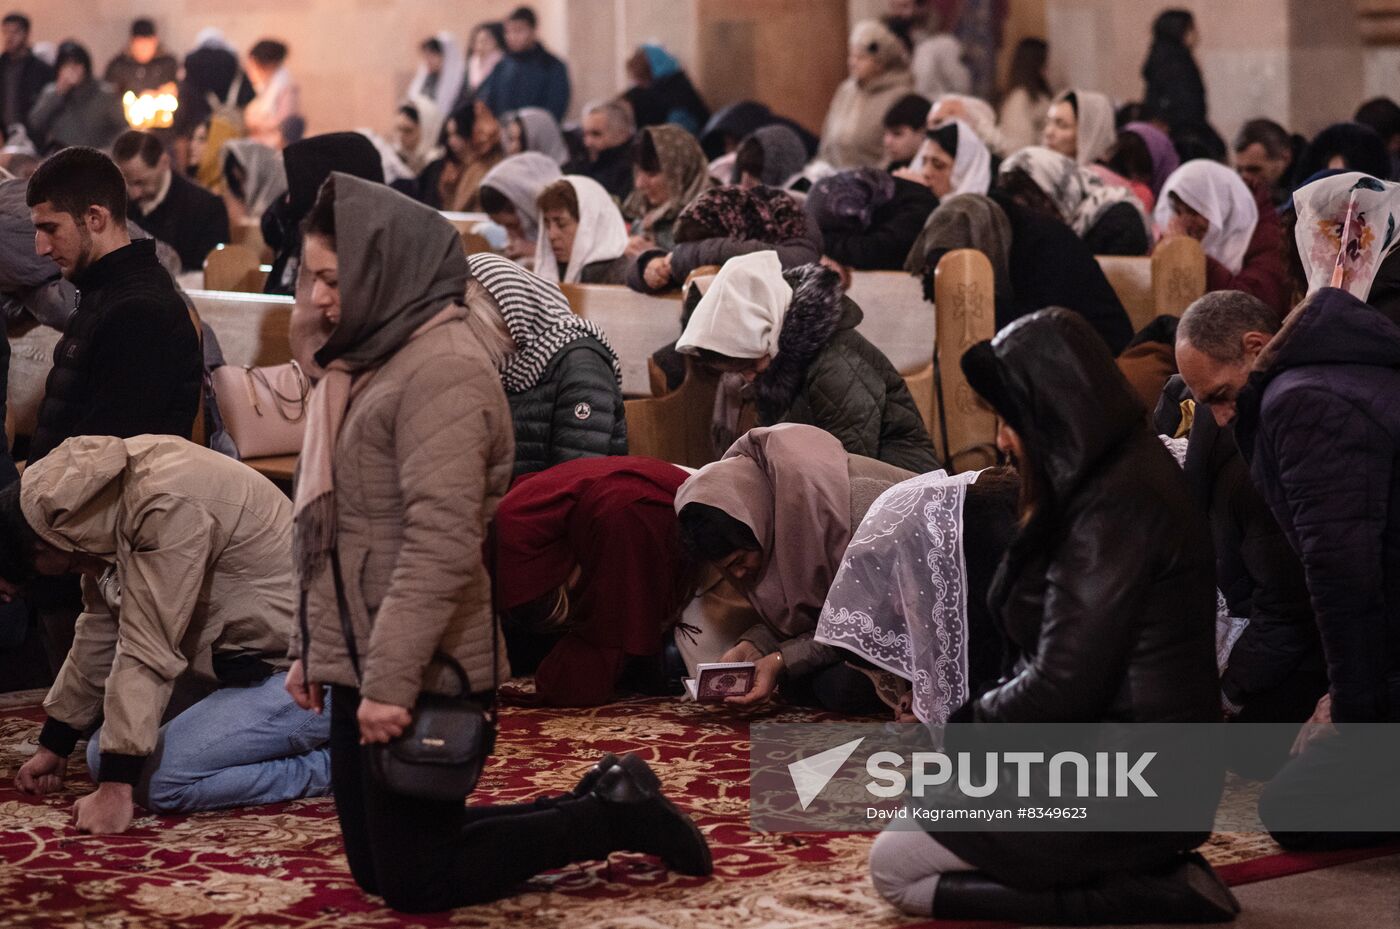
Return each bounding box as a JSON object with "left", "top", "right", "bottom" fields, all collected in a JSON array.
[
  {"left": 188, "top": 289, "right": 294, "bottom": 368},
  {"left": 846, "top": 270, "right": 937, "bottom": 377},
  {"left": 229, "top": 218, "right": 270, "bottom": 261},
  {"left": 558, "top": 283, "right": 684, "bottom": 398},
  {"left": 203, "top": 243, "right": 267, "bottom": 293},
  {"left": 622, "top": 358, "right": 721, "bottom": 468},
  {"left": 931, "top": 249, "right": 998, "bottom": 472},
  {"left": 1097, "top": 236, "right": 1207, "bottom": 333},
  {"left": 440, "top": 212, "right": 496, "bottom": 255},
  {"left": 188, "top": 290, "right": 298, "bottom": 485}
]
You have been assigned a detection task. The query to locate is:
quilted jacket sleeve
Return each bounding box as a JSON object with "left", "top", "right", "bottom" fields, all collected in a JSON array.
[
  {"left": 1254, "top": 384, "right": 1393, "bottom": 722},
  {"left": 359, "top": 360, "right": 495, "bottom": 708}
]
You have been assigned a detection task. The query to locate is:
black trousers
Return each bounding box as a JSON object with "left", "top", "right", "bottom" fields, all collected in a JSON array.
[
  {"left": 1258, "top": 725, "right": 1400, "bottom": 851},
  {"left": 329, "top": 686, "right": 616, "bottom": 913}
]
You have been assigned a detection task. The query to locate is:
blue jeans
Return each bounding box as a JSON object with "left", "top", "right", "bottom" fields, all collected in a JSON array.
[{"left": 87, "top": 671, "right": 331, "bottom": 814}]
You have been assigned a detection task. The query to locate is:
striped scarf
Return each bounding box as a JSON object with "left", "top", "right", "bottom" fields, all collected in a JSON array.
[{"left": 466, "top": 253, "right": 622, "bottom": 394}]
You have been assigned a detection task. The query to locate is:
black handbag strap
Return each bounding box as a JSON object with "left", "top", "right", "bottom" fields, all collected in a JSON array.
[{"left": 329, "top": 532, "right": 501, "bottom": 700}]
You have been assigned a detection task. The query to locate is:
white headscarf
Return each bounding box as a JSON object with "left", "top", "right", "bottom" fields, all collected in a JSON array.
[
  {"left": 933, "top": 118, "right": 992, "bottom": 197},
  {"left": 676, "top": 250, "right": 792, "bottom": 360},
  {"left": 816, "top": 468, "right": 981, "bottom": 724},
  {"left": 534, "top": 175, "right": 630, "bottom": 284},
  {"left": 1001, "top": 145, "right": 1149, "bottom": 239},
  {"left": 511, "top": 107, "right": 570, "bottom": 165},
  {"left": 1056, "top": 89, "right": 1116, "bottom": 166},
  {"left": 401, "top": 93, "right": 446, "bottom": 173},
  {"left": 1292, "top": 171, "right": 1400, "bottom": 300},
  {"left": 1155, "top": 160, "right": 1259, "bottom": 274},
  {"left": 482, "top": 152, "right": 563, "bottom": 241},
  {"left": 408, "top": 32, "right": 467, "bottom": 115}
]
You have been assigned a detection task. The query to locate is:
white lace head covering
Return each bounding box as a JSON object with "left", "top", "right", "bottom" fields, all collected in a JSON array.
[{"left": 815, "top": 468, "right": 980, "bottom": 723}]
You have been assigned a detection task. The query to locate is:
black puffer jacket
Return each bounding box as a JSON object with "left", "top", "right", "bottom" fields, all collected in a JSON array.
[
  {"left": 29, "top": 239, "right": 201, "bottom": 463},
  {"left": 1155, "top": 376, "right": 1324, "bottom": 716},
  {"left": 941, "top": 309, "right": 1221, "bottom": 889},
  {"left": 507, "top": 337, "right": 627, "bottom": 478},
  {"left": 1235, "top": 288, "right": 1400, "bottom": 723},
  {"left": 753, "top": 264, "right": 938, "bottom": 473}
]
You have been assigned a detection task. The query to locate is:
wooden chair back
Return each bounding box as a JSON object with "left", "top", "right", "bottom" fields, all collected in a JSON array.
[
  {"left": 932, "top": 248, "right": 998, "bottom": 472},
  {"left": 188, "top": 290, "right": 295, "bottom": 368},
  {"left": 559, "top": 283, "right": 684, "bottom": 397},
  {"left": 203, "top": 243, "right": 267, "bottom": 293},
  {"left": 1097, "top": 236, "right": 1207, "bottom": 333},
  {"left": 622, "top": 357, "right": 722, "bottom": 467}
]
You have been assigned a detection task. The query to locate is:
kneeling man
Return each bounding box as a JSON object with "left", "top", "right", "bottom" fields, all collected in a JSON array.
[{"left": 7, "top": 435, "right": 330, "bottom": 834}]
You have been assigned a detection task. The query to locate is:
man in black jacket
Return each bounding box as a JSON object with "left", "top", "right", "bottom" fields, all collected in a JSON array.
[
  {"left": 25, "top": 146, "right": 203, "bottom": 670},
  {"left": 565, "top": 101, "right": 635, "bottom": 201},
  {"left": 1155, "top": 373, "right": 1326, "bottom": 760},
  {"left": 113, "top": 130, "right": 229, "bottom": 273},
  {"left": 1180, "top": 288, "right": 1400, "bottom": 850},
  {"left": 0, "top": 12, "right": 52, "bottom": 133}
]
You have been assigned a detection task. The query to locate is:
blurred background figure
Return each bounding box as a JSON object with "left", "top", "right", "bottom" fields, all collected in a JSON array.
[{"left": 103, "top": 17, "right": 177, "bottom": 97}]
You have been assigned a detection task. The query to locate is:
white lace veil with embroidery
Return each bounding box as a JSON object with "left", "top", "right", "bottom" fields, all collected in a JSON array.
[{"left": 815, "top": 469, "right": 981, "bottom": 724}]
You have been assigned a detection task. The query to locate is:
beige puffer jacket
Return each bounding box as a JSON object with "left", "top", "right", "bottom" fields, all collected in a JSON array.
[
  {"left": 31, "top": 435, "right": 295, "bottom": 758},
  {"left": 291, "top": 321, "right": 515, "bottom": 708}
]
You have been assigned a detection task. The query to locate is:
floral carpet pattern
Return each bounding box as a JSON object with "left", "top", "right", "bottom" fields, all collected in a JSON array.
[{"left": 0, "top": 686, "right": 1388, "bottom": 929}]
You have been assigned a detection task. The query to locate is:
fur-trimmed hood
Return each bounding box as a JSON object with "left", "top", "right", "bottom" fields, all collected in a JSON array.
[{"left": 754, "top": 263, "right": 860, "bottom": 416}]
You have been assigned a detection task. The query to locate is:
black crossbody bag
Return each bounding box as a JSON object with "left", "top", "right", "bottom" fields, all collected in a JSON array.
[{"left": 331, "top": 549, "right": 498, "bottom": 803}]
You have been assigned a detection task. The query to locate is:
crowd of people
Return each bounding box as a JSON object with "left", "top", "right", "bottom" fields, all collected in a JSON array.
[{"left": 1, "top": 1, "right": 1398, "bottom": 925}]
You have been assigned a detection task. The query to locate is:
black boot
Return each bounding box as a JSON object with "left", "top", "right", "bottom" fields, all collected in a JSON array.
[
  {"left": 932, "top": 853, "right": 1239, "bottom": 925},
  {"left": 591, "top": 754, "right": 713, "bottom": 876},
  {"left": 570, "top": 753, "right": 622, "bottom": 797}
]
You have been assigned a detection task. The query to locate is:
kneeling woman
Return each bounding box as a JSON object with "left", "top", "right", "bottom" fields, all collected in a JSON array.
[
  {"left": 868, "top": 309, "right": 1235, "bottom": 924},
  {"left": 674, "top": 424, "right": 915, "bottom": 712},
  {"left": 677, "top": 251, "right": 938, "bottom": 474},
  {"left": 287, "top": 175, "right": 709, "bottom": 912},
  {"left": 464, "top": 253, "right": 628, "bottom": 477},
  {"left": 492, "top": 456, "right": 695, "bottom": 707}
]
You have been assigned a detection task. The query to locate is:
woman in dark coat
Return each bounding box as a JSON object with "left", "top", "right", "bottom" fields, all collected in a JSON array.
[
  {"left": 492, "top": 456, "right": 694, "bottom": 707},
  {"left": 1141, "top": 9, "right": 1206, "bottom": 131},
  {"left": 906, "top": 193, "right": 1134, "bottom": 355},
  {"left": 631, "top": 184, "right": 820, "bottom": 293},
  {"left": 868, "top": 308, "right": 1237, "bottom": 924},
  {"left": 464, "top": 253, "right": 627, "bottom": 477},
  {"left": 808, "top": 168, "right": 939, "bottom": 271},
  {"left": 261, "top": 132, "right": 385, "bottom": 295},
  {"left": 676, "top": 251, "right": 938, "bottom": 474},
  {"left": 623, "top": 44, "right": 709, "bottom": 135}
]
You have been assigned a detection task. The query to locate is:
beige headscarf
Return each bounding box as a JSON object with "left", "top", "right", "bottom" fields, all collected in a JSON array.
[
  {"left": 674, "top": 424, "right": 853, "bottom": 636},
  {"left": 1056, "top": 89, "right": 1116, "bottom": 166},
  {"left": 623, "top": 124, "right": 712, "bottom": 234}
]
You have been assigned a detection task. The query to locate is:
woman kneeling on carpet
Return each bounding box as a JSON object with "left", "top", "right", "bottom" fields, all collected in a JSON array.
[
  {"left": 285, "top": 174, "right": 710, "bottom": 913},
  {"left": 674, "top": 423, "right": 914, "bottom": 713},
  {"left": 492, "top": 456, "right": 697, "bottom": 707},
  {"left": 868, "top": 309, "right": 1237, "bottom": 924}
]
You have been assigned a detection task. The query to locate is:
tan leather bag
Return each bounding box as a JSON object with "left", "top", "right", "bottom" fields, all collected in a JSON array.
[{"left": 211, "top": 361, "right": 309, "bottom": 459}]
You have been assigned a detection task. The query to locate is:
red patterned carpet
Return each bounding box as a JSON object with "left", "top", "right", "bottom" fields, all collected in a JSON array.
[{"left": 0, "top": 686, "right": 1391, "bottom": 929}]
